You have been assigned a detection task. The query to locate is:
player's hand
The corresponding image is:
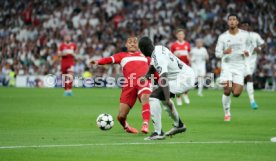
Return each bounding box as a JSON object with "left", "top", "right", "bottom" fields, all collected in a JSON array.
[
  {"left": 90, "top": 60, "right": 98, "bottom": 65},
  {"left": 223, "top": 48, "right": 232, "bottom": 55},
  {"left": 244, "top": 51, "right": 250, "bottom": 57},
  {"left": 253, "top": 47, "right": 261, "bottom": 54}
]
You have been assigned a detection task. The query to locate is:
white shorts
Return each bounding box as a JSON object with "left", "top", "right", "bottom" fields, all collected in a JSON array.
[
  {"left": 169, "top": 68, "right": 195, "bottom": 94},
  {"left": 245, "top": 61, "right": 257, "bottom": 76},
  {"left": 219, "top": 69, "right": 244, "bottom": 86},
  {"left": 192, "top": 67, "right": 206, "bottom": 77}
]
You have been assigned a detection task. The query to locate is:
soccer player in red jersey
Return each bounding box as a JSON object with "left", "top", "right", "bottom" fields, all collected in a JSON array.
[
  {"left": 170, "top": 28, "right": 191, "bottom": 106},
  {"left": 58, "top": 35, "right": 77, "bottom": 96},
  {"left": 90, "top": 37, "right": 151, "bottom": 134}
]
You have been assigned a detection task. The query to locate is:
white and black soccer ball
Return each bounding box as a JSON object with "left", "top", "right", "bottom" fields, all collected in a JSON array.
[{"left": 96, "top": 113, "right": 114, "bottom": 130}]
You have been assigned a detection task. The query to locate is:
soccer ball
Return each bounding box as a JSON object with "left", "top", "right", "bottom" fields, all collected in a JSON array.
[{"left": 96, "top": 113, "right": 114, "bottom": 130}]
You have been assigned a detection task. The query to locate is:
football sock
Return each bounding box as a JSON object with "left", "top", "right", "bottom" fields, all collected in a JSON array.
[
  {"left": 162, "top": 99, "right": 180, "bottom": 127},
  {"left": 198, "top": 77, "right": 203, "bottom": 95},
  {"left": 149, "top": 97, "right": 162, "bottom": 135},
  {"left": 247, "top": 82, "right": 255, "bottom": 103},
  {"left": 222, "top": 94, "right": 231, "bottom": 116},
  {"left": 142, "top": 103, "right": 150, "bottom": 123}
]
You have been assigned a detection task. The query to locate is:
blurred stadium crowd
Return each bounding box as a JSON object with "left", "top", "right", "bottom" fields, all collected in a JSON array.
[{"left": 0, "top": 0, "right": 275, "bottom": 89}]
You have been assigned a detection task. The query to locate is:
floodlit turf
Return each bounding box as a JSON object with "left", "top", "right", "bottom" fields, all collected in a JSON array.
[{"left": 0, "top": 88, "right": 275, "bottom": 161}]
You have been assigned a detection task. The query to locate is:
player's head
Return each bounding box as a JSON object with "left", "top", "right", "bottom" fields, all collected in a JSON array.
[
  {"left": 240, "top": 20, "right": 251, "bottom": 31},
  {"left": 125, "top": 36, "right": 139, "bottom": 52},
  {"left": 138, "top": 36, "right": 154, "bottom": 57},
  {"left": 175, "top": 28, "right": 185, "bottom": 41},
  {"left": 64, "top": 34, "right": 71, "bottom": 43},
  {"left": 195, "top": 38, "right": 203, "bottom": 48},
  {"left": 227, "top": 13, "right": 239, "bottom": 29}
]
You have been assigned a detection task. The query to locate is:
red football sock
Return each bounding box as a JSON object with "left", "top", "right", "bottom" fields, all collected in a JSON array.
[
  {"left": 117, "top": 116, "right": 127, "bottom": 129},
  {"left": 68, "top": 81, "right": 73, "bottom": 91},
  {"left": 142, "top": 103, "right": 150, "bottom": 123},
  {"left": 64, "top": 81, "right": 68, "bottom": 90}
]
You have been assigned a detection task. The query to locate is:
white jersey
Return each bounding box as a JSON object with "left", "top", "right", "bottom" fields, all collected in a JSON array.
[
  {"left": 246, "top": 32, "right": 265, "bottom": 64},
  {"left": 151, "top": 45, "right": 191, "bottom": 81},
  {"left": 215, "top": 29, "right": 252, "bottom": 71},
  {"left": 190, "top": 47, "right": 208, "bottom": 70},
  {"left": 151, "top": 45, "right": 195, "bottom": 94}
]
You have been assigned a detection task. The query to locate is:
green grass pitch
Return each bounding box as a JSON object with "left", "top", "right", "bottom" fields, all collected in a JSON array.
[{"left": 0, "top": 88, "right": 275, "bottom": 161}]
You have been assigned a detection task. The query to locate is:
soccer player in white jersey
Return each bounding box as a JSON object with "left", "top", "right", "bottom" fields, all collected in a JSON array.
[
  {"left": 139, "top": 37, "right": 195, "bottom": 140},
  {"left": 191, "top": 39, "right": 209, "bottom": 96},
  {"left": 240, "top": 21, "right": 265, "bottom": 110},
  {"left": 215, "top": 13, "right": 251, "bottom": 122}
]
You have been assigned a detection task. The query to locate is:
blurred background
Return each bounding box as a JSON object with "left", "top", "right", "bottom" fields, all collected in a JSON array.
[{"left": 0, "top": 0, "right": 275, "bottom": 89}]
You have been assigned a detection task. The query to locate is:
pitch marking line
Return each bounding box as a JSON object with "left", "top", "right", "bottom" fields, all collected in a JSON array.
[{"left": 0, "top": 141, "right": 273, "bottom": 149}]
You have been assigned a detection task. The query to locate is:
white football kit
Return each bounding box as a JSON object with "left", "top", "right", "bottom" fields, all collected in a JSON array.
[
  {"left": 215, "top": 29, "right": 252, "bottom": 85},
  {"left": 190, "top": 47, "right": 209, "bottom": 77},
  {"left": 151, "top": 45, "right": 195, "bottom": 94},
  {"left": 245, "top": 32, "right": 265, "bottom": 76}
]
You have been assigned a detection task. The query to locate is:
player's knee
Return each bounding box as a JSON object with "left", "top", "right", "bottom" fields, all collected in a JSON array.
[
  {"left": 140, "top": 94, "right": 150, "bottom": 103},
  {"left": 232, "top": 92, "right": 241, "bottom": 97},
  {"left": 117, "top": 114, "right": 126, "bottom": 121}
]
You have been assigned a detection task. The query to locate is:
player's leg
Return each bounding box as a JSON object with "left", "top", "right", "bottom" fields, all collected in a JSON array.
[
  {"left": 164, "top": 75, "right": 194, "bottom": 136},
  {"left": 117, "top": 103, "right": 138, "bottom": 134},
  {"left": 245, "top": 75, "right": 258, "bottom": 109},
  {"left": 118, "top": 87, "right": 138, "bottom": 134},
  {"left": 137, "top": 81, "right": 152, "bottom": 134},
  {"left": 62, "top": 65, "right": 74, "bottom": 96},
  {"left": 176, "top": 94, "right": 183, "bottom": 106},
  {"left": 66, "top": 66, "right": 74, "bottom": 96},
  {"left": 232, "top": 83, "right": 243, "bottom": 97},
  {"left": 182, "top": 91, "right": 190, "bottom": 104},
  {"left": 197, "top": 76, "right": 204, "bottom": 96},
  {"left": 144, "top": 87, "right": 165, "bottom": 140},
  {"left": 222, "top": 81, "right": 232, "bottom": 121},
  {"left": 197, "top": 68, "right": 205, "bottom": 97},
  {"left": 139, "top": 93, "right": 151, "bottom": 134},
  {"left": 232, "top": 73, "right": 245, "bottom": 98}
]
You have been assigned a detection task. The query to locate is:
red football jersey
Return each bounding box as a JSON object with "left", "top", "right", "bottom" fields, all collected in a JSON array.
[
  {"left": 97, "top": 51, "right": 150, "bottom": 80},
  {"left": 59, "top": 42, "right": 77, "bottom": 64},
  {"left": 170, "top": 41, "right": 191, "bottom": 65}
]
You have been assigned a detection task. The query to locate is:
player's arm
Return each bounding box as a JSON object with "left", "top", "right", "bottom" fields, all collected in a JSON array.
[
  {"left": 215, "top": 35, "right": 230, "bottom": 58},
  {"left": 205, "top": 48, "right": 209, "bottom": 61},
  {"left": 254, "top": 34, "right": 266, "bottom": 54},
  {"left": 90, "top": 53, "right": 122, "bottom": 65}
]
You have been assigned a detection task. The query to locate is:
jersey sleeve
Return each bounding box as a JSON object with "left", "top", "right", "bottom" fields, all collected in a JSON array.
[
  {"left": 152, "top": 46, "right": 168, "bottom": 75},
  {"left": 97, "top": 52, "right": 123, "bottom": 65},
  {"left": 215, "top": 35, "right": 224, "bottom": 58},
  {"left": 256, "top": 34, "right": 265, "bottom": 46},
  {"left": 245, "top": 32, "right": 253, "bottom": 56},
  {"left": 204, "top": 48, "right": 209, "bottom": 60}
]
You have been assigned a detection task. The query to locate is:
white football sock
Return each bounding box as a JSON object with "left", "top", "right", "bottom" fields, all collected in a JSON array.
[
  {"left": 161, "top": 99, "right": 180, "bottom": 127},
  {"left": 247, "top": 82, "right": 255, "bottom": 103},
  {"left": 182, "top": 94, "right": 190, "bottom": 104},
  {"left": 149, "top": 97, "right": 162, "bottom": 135},
  {"left": 198, "top": 77, "right": 203, "bottom": 95},
  {"left": 222, "top": 94, "right": 231, "bottom": 116}
]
